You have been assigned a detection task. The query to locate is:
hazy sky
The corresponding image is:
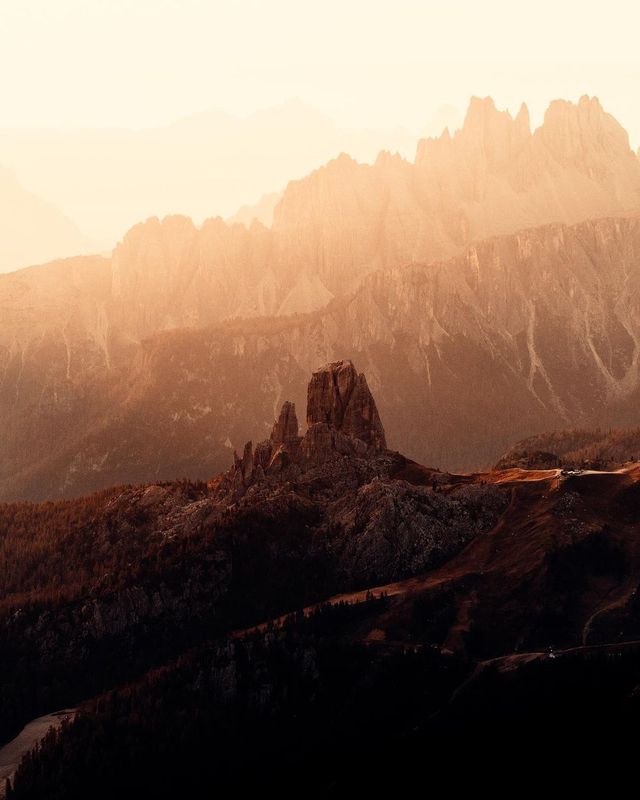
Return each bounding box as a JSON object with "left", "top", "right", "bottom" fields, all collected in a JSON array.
[{"left": 1, "top": 0, "right": 640, "bottom": 146}]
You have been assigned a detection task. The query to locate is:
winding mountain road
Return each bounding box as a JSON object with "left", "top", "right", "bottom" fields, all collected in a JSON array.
[{"left": 0, "top": 710, "right": 75, "bottom": 797}]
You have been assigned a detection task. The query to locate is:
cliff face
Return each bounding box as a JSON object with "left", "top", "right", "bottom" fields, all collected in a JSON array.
[
  {"left": 305, "top": 360, "right": 386, "bottom": 451},
  {"left": 109, "top": 215, "right": 275, "bottom": 337},
  {"left": 3, "top": 215, "right": 640, "bottom": 501}
]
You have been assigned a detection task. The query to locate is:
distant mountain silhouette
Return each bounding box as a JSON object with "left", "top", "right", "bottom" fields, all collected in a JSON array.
[
  {"left": 0, "top": 100, "right": 417, "bottom": 249},
  {"left": 0, "top": 165, "right": 90, "bottom": 273},
  {"left": 227, "top": 191, "right": 282, "bottom": 227},
  {"left": 109, "top": 95, "right": 640, "bottom": 333}
]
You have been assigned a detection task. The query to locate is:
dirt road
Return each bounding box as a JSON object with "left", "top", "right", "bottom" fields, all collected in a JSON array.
[{"left": 0, "top": 710, "right": 75, "bottom": 796}]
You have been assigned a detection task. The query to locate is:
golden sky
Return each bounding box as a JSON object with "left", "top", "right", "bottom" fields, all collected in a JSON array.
[{"left": 1, "top": 0, "right": 639, "bottom": 145}]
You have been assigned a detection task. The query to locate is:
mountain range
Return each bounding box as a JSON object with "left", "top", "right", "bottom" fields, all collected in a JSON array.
[
  {"left": 0, "top": 100, "right": 418, "bottom": 255},
  {"left": 3, "top": 95, "right": 640, "bottom": 501},
  {"left": 109, "top": 95, "right": 640, "bottom": 330}
]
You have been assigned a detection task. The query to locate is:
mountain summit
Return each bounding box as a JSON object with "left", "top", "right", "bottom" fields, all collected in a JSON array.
[
  {"left": 306, "top": 360, "right": 387, "bottom": 451},
  {"left": 230, "top": 360, "right": 387, "bottom": 490}
]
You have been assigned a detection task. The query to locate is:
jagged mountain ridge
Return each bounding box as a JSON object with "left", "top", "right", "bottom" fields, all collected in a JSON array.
[
  {"left": 4, "top": 95, "right": 638, "bottom": 338},
  {"left": 110, "top": 95, "right": 640, "bottom": 335},
  {"left": 3, "top": 215, "right": 640, "bottom": 500},
  {"left": 3, "top": 96, "right": 639, "bottom": 344}
]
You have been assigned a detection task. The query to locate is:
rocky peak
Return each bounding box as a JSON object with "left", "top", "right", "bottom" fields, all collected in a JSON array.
[
  {"left": 270, "top": 401, "right": 299, "bottom": 446},
  {"left": 229, "top": 360, "right": 387, "bottom": 492},
  {"left": 306, "top": 360, "right": 386, "bottom": 451},
  {"left": 416, "top": 96, "right": 530, "bottom": 175},
  {"left": 539, "top": 95, "right": 633, "bottom": 163},
  {"left": 463, "top": 95, "right": 499, "bottom": 125},
  {"left": 514, "top": 102, "right": 531, "bottom": 137}
]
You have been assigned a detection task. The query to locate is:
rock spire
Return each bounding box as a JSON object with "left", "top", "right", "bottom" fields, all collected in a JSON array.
[{"left": 231, "top": 360, "right": 387, "bottom": 488}]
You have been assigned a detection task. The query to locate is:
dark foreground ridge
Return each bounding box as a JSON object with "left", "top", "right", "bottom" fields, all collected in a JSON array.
[{"left": 3, "top": 361, "right": 640, "bottom": 795}]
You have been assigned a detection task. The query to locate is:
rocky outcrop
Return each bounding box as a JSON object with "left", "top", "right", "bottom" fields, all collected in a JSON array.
[
  {"left": 270, "top": 400, "right": 299, "bottom": 447},
  {"left": 231, "top": 360, "right": 387, "bottom": 490},
  {"left": 233, "top": 401, "right": 302, "bottom": 485},
  {"left": 304, "top": 360, "right": 386, "bottom": 458}
]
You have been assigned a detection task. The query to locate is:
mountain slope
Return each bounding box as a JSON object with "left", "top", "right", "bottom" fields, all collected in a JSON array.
[
  {"left": 3, "top": 96, "right": 640, "bottom": 500},
  {"left": 3, "top": 363, "right": 640, "bottom": 794},
  {"left": 0, "top": 166, "right": 90, "bottom": 273},
  {"left": 4, "top": 215, "right": 640, "bottom": 500},
  {"left": 0, "top": 362, "right": 507, "bottom": 743},
  {"left": 496, "top": 425, "right": 640, "bottom": 469}
]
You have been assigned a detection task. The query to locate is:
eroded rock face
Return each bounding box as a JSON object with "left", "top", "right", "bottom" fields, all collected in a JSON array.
[
  {"left": 342, "top": 372, "right": 387, "bottom": 450},
  {"left": 301, "top": 422, "right": 368, "bottom": 463},
  {"left": 306, "top": 360, "right": 354, "bottom": 428},
  {"left": 306, "top": 360, "right": 386, "bottom": 451},
  {"left": 270, "top": 400, "right": 299, "bottom": 446},
  {"left": 231, "top": 360, "right": 387, "bottom": 489}
]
